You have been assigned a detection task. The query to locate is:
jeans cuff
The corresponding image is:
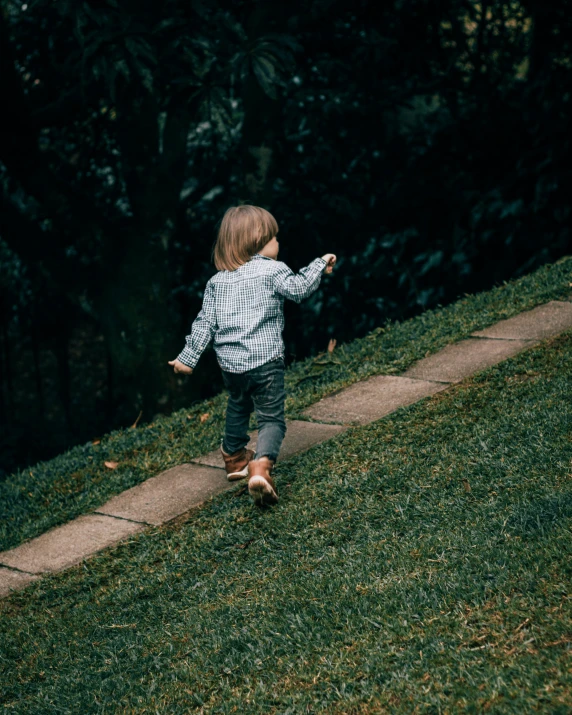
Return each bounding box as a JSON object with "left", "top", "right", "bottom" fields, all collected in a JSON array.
[{"left": 254, "top": 452, "right": 277, "bottom": 462}]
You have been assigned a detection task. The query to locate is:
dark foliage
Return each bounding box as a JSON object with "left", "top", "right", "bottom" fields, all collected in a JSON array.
[{"left": 1, "top": 0, "right": 571, "bottom": 474}]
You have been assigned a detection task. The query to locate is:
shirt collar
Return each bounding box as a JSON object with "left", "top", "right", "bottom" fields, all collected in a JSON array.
[{"left": 251, "top": 254, "right": 273, "bottom": 261}]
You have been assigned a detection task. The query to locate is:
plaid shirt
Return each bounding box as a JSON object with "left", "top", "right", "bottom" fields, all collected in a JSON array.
[{"left": 177, "top": 254, "right": 328, "bottom": 373}]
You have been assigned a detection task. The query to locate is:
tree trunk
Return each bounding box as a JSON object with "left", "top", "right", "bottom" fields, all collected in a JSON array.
[
  {"left": 2, "top": 320, "right": 13, "bottom": 414},
  {"left": 239, "top": 2, "right": 288, "bottom": 206},
  {"left": 0, "top": 313, "right": 5, "bottom": 422},
  {"left": 105, "top": 337, "right": 114, "bottom": 424},
  {"left": 32, "top": 302, "right": 45, "bottom": 419},
  {"left": 94, "top": 227, "right": 175, "bottom": 421},
  {"left": 54, "top": 327, "right": 72, "bottom": 433}
]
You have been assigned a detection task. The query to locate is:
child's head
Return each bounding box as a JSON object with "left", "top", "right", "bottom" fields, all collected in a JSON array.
[{"left": 213, "top": 205, "right": 279, "bottom": 271}]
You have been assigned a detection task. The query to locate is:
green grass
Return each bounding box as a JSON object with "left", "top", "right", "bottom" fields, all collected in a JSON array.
[
  {"left": 1, "top": 329, "right": 571, "bottom": 713},
  {"left": 1, "top": 256, "right": 571, "bottom": 553}
]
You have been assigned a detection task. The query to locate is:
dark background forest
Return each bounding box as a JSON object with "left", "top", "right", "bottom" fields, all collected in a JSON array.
[{"left": 0, "top": 0, "right": 570, "bottom": 477}]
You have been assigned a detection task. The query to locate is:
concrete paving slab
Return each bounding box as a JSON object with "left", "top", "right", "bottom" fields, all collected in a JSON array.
[
  {"left": 472, "top": 301, "right": 572, "bottom": 340},
  {"left": 403, "top": 338, "right": 535, "bottom": 383},
  {"left": 193, "top": 419, "right": 347, "bottom": 467},
  {"left": 302, "top": 375, "right": 448, "bottom": 425},
  {"left": 0, "top": 567, "right": 39, "bottom": 597},
  {"left": 96, "top": 464, "right": 230, "bottom": 525},
  {"left": 0, "top": 515, "right": 144, "bottom": 574}
]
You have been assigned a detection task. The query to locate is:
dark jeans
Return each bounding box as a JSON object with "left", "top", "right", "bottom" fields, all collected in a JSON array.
[{"left": 220, "top": 357, "right": 287, "bottom": 463}]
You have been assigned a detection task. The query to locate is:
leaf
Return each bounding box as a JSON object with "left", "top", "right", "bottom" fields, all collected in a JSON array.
[
  {"left": 152, "top": 18, "right": 185, "bottom": 34},
  {"left": 105, "top": 461, "right": 119, "bottom": 469},
  {"left": 254, "top": 55, "right": 276, "bottom": 82},
  {"left": 251, "top": 56, "right": 277, "bottom": 99},
  {"left": 327, "top": 338, "right": 337, "bottom": 353},
  {"left": 137, "top": 66, "right": 155, "bottom": 93},
  {"left": 125, "top": 37, "right": 157, "bottom": 66},
  {"left": 417, "top": 250, "right": 443, "bottom": 276},
  {"left": 115, "top": 58, "right": 131, "bottom": 81},
  {"left": 220, "top": 13, "right": 247, "bottom": 41},
  {"left": 462, "top": 479, "right": 471, "bottom": 493},
  {"left": 92, "top": 439, "right": 101, "bottom": 446},
  {"left": 200, "top": 413, "right": 210, "bottom": 423},
  {"left": 500, "top": 199, "right": 524, "bottom": 219},
  {"left": 82, "top": 4, "right": 106, "bottom": 27},
  {"left": 130, "top": 410, "right": 143, "bottom": 429},
  {"left": 83, "top": 34, "right": 105, "bottom": 61}
]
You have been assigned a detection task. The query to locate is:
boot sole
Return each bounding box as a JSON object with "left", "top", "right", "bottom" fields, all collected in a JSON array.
[
  {"left": 227, "top": 464, "right": 249, "bottom": 481},
  {"left": 248, "top": 476, "right": 278, "bottom": 506}
]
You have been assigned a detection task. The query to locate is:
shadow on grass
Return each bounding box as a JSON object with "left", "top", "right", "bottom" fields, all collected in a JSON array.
[{"left": 507, "top": 492, "right": 572, "bottom": 539}]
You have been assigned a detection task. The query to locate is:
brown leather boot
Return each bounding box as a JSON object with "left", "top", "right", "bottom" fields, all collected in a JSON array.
[
  {"left": 247, "top": 456, "right": 278, "bottom": 506},
  {"left": 221, "top": 446, "right": 255, "bottom": 481}
]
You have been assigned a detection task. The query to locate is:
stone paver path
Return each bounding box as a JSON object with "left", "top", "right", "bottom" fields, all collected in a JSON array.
[
  {"left": 0, "top": 567, "right": 38, "bottom": 597},
  {"left": 402, "top": 337, "right": 535, "bottom": 383},
  {"left": 0, "top": 515, "right": 144, "bottom": 577},
  {"left": 96, "top": 464, "right": 231, "bottom": 526},
  {"left": 471, "top": 301, "right": 572, "bottom": 340},
  {"left": 2, "top": 300, "right": 572, "bottom": 598},
  {"left": 303, "top": 375, "right": 447, "bottom": 424}
]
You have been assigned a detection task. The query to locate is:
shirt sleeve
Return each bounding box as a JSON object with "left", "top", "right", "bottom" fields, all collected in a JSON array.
[
  {"left": 177, "top": 280, "right": 217, "bottom": 368},
  {"left": 272, "top": 257, "right": 328, "bottom": 304}
]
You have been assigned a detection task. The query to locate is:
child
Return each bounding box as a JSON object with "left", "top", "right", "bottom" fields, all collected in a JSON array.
[{"left": 168, "top": 205, "right": 336, "bottom": 506}]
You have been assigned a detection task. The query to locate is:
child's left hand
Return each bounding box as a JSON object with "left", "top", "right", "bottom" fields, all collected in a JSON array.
[
  {"left": 168, "top": 359, "right": 193, "bottom": 375},
  {"left": 322, "top": 254, "right": 337, "bottom": 274}
]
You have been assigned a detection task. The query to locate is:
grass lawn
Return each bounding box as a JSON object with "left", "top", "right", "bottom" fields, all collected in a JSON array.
[
  {"left": 1, "top": 256, "right": 572, "bottom": 554},
  {"left": 1, "top": 329, "right": 571, "bottom": 713}
]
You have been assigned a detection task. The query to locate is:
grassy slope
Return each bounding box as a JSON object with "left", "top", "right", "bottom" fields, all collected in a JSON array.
[
  {"left": 1, "top": 329, "right": 571, "bottom": 713},
  {"left": 1, "top": 257, "right": 571, "bottom": 553}
]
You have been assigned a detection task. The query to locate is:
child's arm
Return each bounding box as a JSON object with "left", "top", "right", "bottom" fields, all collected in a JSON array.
[
  {"left": 168, "top": 280, "right": 217, "bottom": 374},
  {"left": 272, "top": 254, "right": 336, "bottom": 304}
]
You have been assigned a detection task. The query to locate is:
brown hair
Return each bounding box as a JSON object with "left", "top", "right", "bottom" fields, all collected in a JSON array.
[{"left": 213, "top": 205, "right": 279, "bottom": 271}]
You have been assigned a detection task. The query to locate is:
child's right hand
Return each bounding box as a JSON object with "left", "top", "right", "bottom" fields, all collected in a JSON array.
[
  {"left": 322, "top": 254, "right": 337, "bottom": 274},
  {"left": 168, "top": 359, "right": 193, "bottom": 375}
]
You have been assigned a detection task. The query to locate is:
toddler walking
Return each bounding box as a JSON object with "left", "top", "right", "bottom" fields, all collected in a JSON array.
[{"left": 168, "top": 205, "right": 336, "bottom": 506}]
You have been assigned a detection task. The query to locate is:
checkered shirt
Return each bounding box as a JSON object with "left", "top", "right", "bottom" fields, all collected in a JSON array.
[{"left": 177, "top": 254, "right": 328, "bottom": 373}]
